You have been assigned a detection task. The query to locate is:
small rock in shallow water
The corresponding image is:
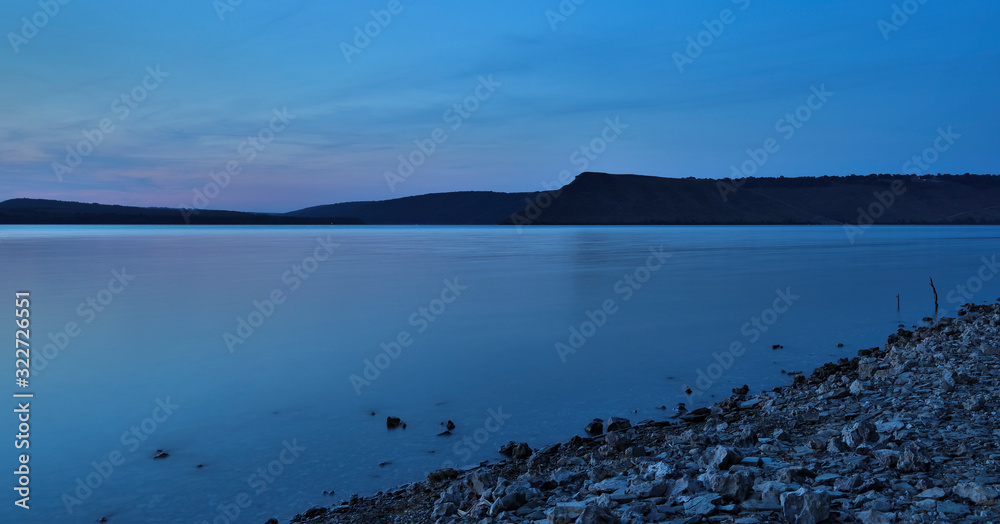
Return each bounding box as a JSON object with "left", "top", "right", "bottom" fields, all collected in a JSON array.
[
  {"left": 426, "top": 468, "right": 457, "bottom": 482},
  {"left": 606, "top": 416, "right": 631, "bottom": 432},
  {"left": 498, "top": 441, "right": 532, "bottom": 460}
]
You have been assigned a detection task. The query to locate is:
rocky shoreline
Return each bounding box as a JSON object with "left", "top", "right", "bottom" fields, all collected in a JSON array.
[{"left": 280, "top": 301, "right": 1000, "bottom": 524}]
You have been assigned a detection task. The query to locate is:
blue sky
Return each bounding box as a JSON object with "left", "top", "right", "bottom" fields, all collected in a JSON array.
[{"left": 1, "top": 0, "right": 998, "bottom": 212}]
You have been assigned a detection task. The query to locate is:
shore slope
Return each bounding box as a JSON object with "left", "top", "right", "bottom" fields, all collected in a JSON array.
[{"left": 286, "top": 302, "right": 1000, "bottom": 524}]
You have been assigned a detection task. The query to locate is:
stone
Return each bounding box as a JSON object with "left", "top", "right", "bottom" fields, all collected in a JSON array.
[
  {"left": 781, "top": 488, "right": 830, "bottom": 524},
  {"left": 896, "top": 443, "right": 930, "bottom": 472},
  {"left": 872, "top": 449, "right": 899, "bottom": 468},
  {"left": 590, "top": 476, "right": 629, "bottom": 494},
  {"left": 499, "top": 441, "right": 532, "bottom": 460},
  {"left": 735, "top": 428, "right": 759, "bottom": 448},
  {"left": 856, "top": 509, "right": 891, "bottom": 524},
  {"left": 585, "top": 419, "right": 604, "bottom": 435},
  {"left": 683, "top": 494, "right": 720, "bottom": 516},
  {"left": 605, "top": 431, "right": 630, "bottom": 452},
  {"left": 953, "top": 482, "right": 998, "bottom": 504},
  {"left": 827, "top": 437, "right": 849, "bottom": 453},
  {"left": 936, "top": 500, "right": 970, "bottom": 517},
  {"left": 916, "top": 487, "right": 946, "bottom": 499},
  {"left": 963, "top": 395, "right": 987, "bottom": 411},
  {"left": 680, "top": 407, "right": 712, "bottom": 422},
  {"left": 427, "top": 468, "right": 458, "bottom": 482},
  {"left": 576, "top": 506, "right": 620, "bottom": 524},
  {"left": 849, "top": 380, "right": 865, "bottom": 395},
  {"left": 496, "top": 492, "right": 527, "bottom": 512},
  {"left": 708, "top": 445, "right": 743, "bottom": 471},
  {"left": 432, "top": 502, "right": 457, "bottom": 517},
  {"left": 466, "top": 470, "right": 492, "bottom": 495},
  {"left": 550, "top": 468, "right": 581, "bottom": 486},
  {"left": 627, "top": 479, "right": 667, "bottom": 499},
  {"left": 841, "top": 421, "right": 878, "bottom": 448},
  {"left": 741, "top": 497, "right": 782, "bottom": 512},
  {"left": 623, "top": 445, "right": 646, "bottom": 457},
  {"left": 546, "top": 503, "right": 586, "bottom": 524},
  {"left": 833, "top": 474, "right": 862, "bottom": 492},
  {"left": 773, "top": 429, "right": 793, "bottom": 442},
  {"left": 606, "top": 417, "right": 631, "bottom": 432},
  {"left": 713, "top": 469, "right": 755, "bottom": 503},
  {"left": 778, "top": 466, "right": 817, "bottom": 484}
]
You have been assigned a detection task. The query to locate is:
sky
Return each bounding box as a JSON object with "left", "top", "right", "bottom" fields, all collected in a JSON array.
[{"left": 1, "top": 0, "right": 998, "bottom": 212}]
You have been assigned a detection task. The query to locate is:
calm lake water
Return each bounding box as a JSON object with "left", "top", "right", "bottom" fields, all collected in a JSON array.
[{"left": 1, "top": 225, "right": 998, "bottom": 523}]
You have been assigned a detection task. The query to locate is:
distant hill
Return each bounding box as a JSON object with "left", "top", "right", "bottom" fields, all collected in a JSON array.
[
  {"left": 287, "top": 191, "right": 537, "bottom": 225},
  {"left": 5, "top": 173, "right": 1000, "bottom": 226},
  {"left": 501, "top": 173, "right": 1000, "bottom": 225},
  {"left": 0, "top": 199, "right": 363, "bottom": 225}
]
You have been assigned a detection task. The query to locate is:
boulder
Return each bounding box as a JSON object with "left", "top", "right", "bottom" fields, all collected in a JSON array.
[
  {"left": 953, "top": 482, "right": 998, "bottom": 504},
  {"left": 841, "top": 421, "right": 878, "bottom": 448},
  {"left": 707, "top": 445, "right": 742, "bottom": 471},
  {"left": 499, "top": 441, "right": 533, "bottom": 460},
  {"left": 781, "top": 488, "right": 830, "bottom": 524},
  {"left": 585, "top": 419, "right": 604, "bottom": 435},
  {"left": 606, "top": 417, "right": 631, "bottom": 432}
]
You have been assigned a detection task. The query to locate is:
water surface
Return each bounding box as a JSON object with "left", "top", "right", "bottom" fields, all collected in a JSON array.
[{"left": 1, "top": 225, "right": 997, "bottom": 523}]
